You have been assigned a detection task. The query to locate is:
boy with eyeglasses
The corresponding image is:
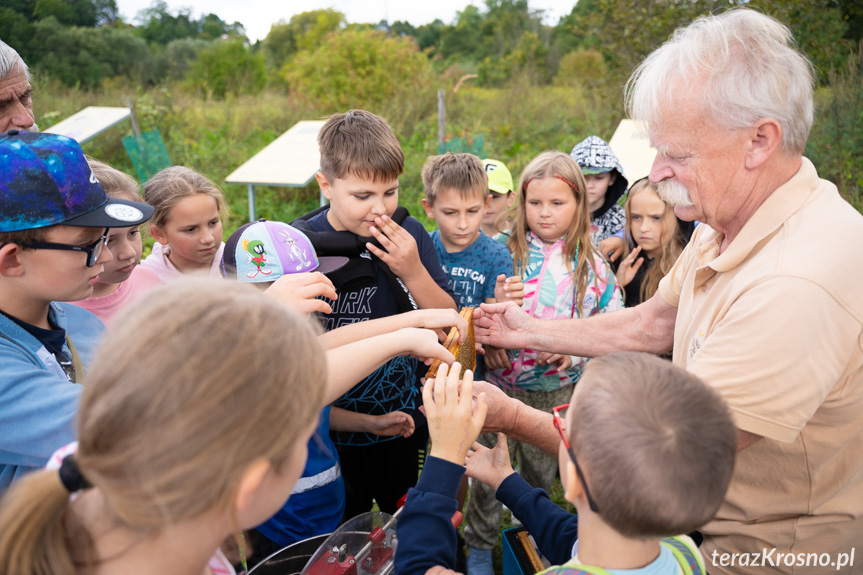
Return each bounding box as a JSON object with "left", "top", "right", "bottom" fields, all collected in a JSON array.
[
  {"left": 0, "top": 130, "right": 153, "bottom": 492},
  {"left": 396, "top": 352, "right": 737, "bottom": 575}
]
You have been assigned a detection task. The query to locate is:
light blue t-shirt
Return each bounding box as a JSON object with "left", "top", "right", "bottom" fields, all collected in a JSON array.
[
  {"left": 559, "top": 538, "right": 698, "bottom": 575},
  {"left": 431, "top": 230, "right": 514, "bottom": 308}
]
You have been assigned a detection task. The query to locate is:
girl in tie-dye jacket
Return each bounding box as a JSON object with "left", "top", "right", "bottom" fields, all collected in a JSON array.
[
  {"left": 466, "top": 153, "right": 622, "bottom": 556},
  {"left": 487, "top": 152, "right": 623, "bottom": 393}
]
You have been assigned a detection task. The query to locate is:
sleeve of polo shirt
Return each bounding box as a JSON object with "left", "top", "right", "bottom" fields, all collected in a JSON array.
[{"left": 686, "top": 276, "right": 860, "bottom": 443}]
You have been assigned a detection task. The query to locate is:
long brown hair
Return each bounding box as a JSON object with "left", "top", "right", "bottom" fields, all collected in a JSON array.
[
  {"left": 506, "top": 151, "right": 601, "bottom": 313},
  {"left": 0, "top": 280, "right": 326, "bottom": 574},
  {"left": 623, "top": 178, "right": 684, "bottom": 302}
]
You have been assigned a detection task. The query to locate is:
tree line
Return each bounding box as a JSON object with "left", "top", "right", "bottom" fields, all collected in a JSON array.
[{"left": 2, "top": 0, "right": 861, "bottom": 92}]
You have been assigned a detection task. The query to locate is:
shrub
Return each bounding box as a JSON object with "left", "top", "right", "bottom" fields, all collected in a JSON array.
[
  {"left": 187, "top": 39, "right": 266, "bottom": 98},
  {"left": 807, "top": 41, "right": 863, "bottom": 210},
  {"left": 29, "top": 17, "right": 152, "bottom": 88},
  {"left": 555, "top": 49, "right": 606, "bottom": 86},
  {"left": 282, "top": 28, "right": 434, "bottom": 115}
]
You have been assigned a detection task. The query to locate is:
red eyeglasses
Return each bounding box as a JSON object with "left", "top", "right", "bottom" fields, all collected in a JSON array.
[{"left": 552, "top": 403, "right": 599, "bottom": 514}]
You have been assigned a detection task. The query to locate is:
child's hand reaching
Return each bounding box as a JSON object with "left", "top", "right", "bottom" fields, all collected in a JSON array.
[
  {"left": 367, "top": 215, "right": 423, "bottom": 280},
  {"left": 264, "top": 272, "right": 337, "bottom": 314},
  {"left": 368, "top": 411, "right": 416, "bottom": 438},
  {"left": 493, "top": 274, "right": 525, "bottom": 307},
  {"left": 395, "top": 327, "right": 455, "bottom": 366},
  {"left": 465, "top": 432, "right": 515, "bottom": 491},
  {"left": 615, "top": 245, "right": 645, "bottom": 287},
  {"left": 483, "top": 345, "right": 511, "bottom": 370},
  {"left": 424, "top": 362, "right": 487, "bottom": 465},
  {"left": 598, "top": 236, "right": 625, "bottom": 262},
  {"left": 402, "top": 308, "right": 469, "bottom": 345},
  {"left": 536, "top": 352, "right": 572, "bottom": 372}
]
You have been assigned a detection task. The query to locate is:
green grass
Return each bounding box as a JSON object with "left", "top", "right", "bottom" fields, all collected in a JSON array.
[{"left": 34, "top": 75, "right": 621, "bottom": 247}]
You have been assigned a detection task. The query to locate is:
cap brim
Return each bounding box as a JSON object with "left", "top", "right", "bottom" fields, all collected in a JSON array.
[
  {"left": 316, "top": 256, "right": 349, "bottom": 275},
  {"left": 580, "top": 166, "right": 613, "bottom": 176},
  {"left": 63, "top": 198, "right": 154, "bottom": 228},
  {"left": 488, "top": 183, "right": 511, "bottom": 195}
]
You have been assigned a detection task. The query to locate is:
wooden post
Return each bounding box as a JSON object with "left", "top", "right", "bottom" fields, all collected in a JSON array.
[{"left": 437, "top": 89, "right": 446, "bottom": 151}]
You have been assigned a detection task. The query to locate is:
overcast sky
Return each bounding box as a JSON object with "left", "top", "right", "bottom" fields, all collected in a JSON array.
[{"left": 114, "top": 0, "right": 577, "bottom": 42}]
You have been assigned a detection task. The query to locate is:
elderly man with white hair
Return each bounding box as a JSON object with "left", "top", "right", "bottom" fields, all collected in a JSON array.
[
  {"left": 474, "top": 8, "right": 863, "bottom": 574},
  {"left": 0, "top": 39, "right": 36, "bottom": 132}
]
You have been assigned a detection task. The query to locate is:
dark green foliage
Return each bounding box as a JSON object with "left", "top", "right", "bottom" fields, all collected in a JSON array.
[
  {"left": 26, "top": 17, "right": 153, "bottom": 88},
  {"left": 807, "top": 40, "right": 863, "bottom": 209},
  {"left": 261, "top": 9, "right": 345, "bottom": 70},
  {"left": 133, "top": 0, "right": 244, "bottom": 46},
  {"left": 0, "top": 7, "right": 34, "bottom": 54},
  {"left": 187, "top": 39, "right": 265, "bottom": 99},
  {"left": 157, "top": 37, "right": 211, "bottom": 80}
]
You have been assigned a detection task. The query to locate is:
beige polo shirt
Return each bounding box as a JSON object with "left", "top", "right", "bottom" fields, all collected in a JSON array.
[{"left": 659, "top": 158, "right": 863, "bottom": 574}]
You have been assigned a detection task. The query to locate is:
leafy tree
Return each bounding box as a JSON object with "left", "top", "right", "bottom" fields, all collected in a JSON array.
[
  {"left": 135, "top": 1, "right": 198, "bottom": 45},
  {"left": 33, "top": 0, "right": 74, "bottom": 25},
  {"left": 390, "top": 20, "right": 417, "bottom": 38},
  {"left": 198, "top": 13, "right": 243, "bottom": 40},
  {"left": 0, "top": 0, "right": 37, "bottom": 21},
  {"left": 748, "top": 0, "right": 850, "bottom": 80},
  {"left": 31, "top": 0, "right": 115, "bottom": 27},
  {"left": 261, "top": 9, "right": 344, "bottom": 69},
  {"left": 555, "top": 49, "right": 606, "bottom": 86},
  {"left": 158, "top": 37, "right": 211, "bottom": 79},
  {"left": 0, "top": 8, "right": 35, "bottom": 57},
  {"left": 187, "top": 39, "right": 265, "bottom": 98},
  {"left": 807, "top": 40, "right": 863, "bottom": 206},
  {"left": 438, "top": 5, "right": 483, "bottom": 61},
  {"left": 478, "top": 29, "right": 549, "bottom": 85},
  {"left": 28, "top": 16, "right": 151, "bottom": 87},
  {"left": 282, "top": 27, "right": 433, "bottom": 112},
  {"left": 413, "top": 19, "right": 444, "bottom": 52}
]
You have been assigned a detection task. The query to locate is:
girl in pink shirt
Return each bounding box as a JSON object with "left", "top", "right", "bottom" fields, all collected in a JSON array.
[
  {"left": 141, "top": 166, "right": 228, "bottom": 282},
  {"left": 69, "top": 160, "right": 162, "bottom": 325}
]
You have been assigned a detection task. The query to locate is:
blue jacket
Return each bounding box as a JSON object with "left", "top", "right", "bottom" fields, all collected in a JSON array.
[
  {"left": 394, "top": 460, "right": 580, "bottom": 574},
  {"left": 0, "top": 303, "right": 103, "bottom": 492},
  {"left": 395, "top": 456, "right": 464, "bottom": 575}
]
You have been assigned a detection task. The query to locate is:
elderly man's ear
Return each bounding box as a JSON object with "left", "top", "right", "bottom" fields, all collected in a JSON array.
[{"left": 744, "top": 118, "right": 783, "bottom": 170}]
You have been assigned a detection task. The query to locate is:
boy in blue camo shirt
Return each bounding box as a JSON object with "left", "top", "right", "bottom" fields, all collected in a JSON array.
[{"left": 421, "top": 153, "right": 520, "bottom": 381}]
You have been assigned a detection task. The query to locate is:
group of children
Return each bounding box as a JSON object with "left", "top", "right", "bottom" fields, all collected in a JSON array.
[{"left": 0, "top": 107, "right": 715, "bottom": 575}]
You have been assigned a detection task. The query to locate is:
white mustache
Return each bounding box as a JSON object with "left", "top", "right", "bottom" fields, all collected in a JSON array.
[{"left": 656, "top": 180, "right": 694, "bottom": 207}]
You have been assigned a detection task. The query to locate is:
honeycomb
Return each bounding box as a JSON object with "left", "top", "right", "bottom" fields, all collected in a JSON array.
[{"left": 426, "top": 307, "right": 476, "bottom": 378}]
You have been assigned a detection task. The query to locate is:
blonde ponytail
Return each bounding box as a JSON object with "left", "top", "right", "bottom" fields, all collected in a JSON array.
[{"left": 0, "top": 470, "right": 79, "bottom": 575}]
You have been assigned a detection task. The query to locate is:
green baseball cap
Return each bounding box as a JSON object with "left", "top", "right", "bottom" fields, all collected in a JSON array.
[{"left": 482, "top": 159, "right": 513, "bottom": 195}]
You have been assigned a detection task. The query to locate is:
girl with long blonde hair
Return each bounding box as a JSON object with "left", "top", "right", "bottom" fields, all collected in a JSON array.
[
  {"left": 467, "top": 152, "right": 622, "bottom": 563},
  {"left": 617, "top": 178, "right": 688, "bottom": 307},
  {"left": 0, "top": 279, "right": 327, "bottom": 575}
]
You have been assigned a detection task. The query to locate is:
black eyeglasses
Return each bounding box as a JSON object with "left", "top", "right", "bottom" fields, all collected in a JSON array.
[
  {"left": 552, "top": 403, "right": 599, "bottom": 514},
  {"left": 19, "top": 229, "right": 109, "bottom": 267}
]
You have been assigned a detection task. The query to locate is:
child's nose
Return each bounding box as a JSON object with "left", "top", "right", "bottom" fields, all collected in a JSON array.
[
  {"left": 370, "top": 197, "right": 387, "bottom": 215},
  {"left": 117, "top": 240, "right": 136, "bottom": 261},
  {"left": 97, "top": 242, "right": 114, "bottom": 266}
]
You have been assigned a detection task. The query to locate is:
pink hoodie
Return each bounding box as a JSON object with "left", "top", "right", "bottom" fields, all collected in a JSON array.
[{"left": 141, "top": 242, "right": 226, "bottom": 283}]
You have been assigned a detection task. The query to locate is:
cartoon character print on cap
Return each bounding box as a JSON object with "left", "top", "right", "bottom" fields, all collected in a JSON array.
[
  {"left": 280, "top": 228, "right": 313, "bottom": 272},
  {"left": 243, "top": 239, "right": 272, "bottom": 279}
]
